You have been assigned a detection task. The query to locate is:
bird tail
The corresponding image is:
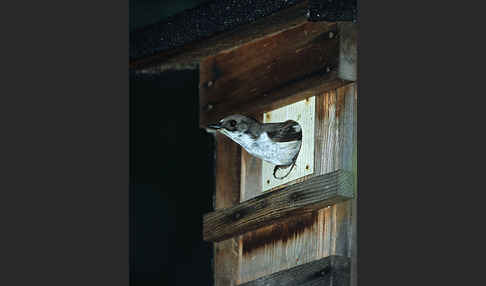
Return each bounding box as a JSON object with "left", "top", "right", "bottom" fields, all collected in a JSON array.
[{"left": 273, "top": 161, "right": 297, "bottom": 180}]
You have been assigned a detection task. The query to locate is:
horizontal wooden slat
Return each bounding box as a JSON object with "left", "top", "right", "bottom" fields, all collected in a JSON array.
[
  {"left": 201, "top": 70, "right": 351, "bottom": 128},
  {"left": 203, "top": 169, "right": 353, "bottom": 242},
  {"left": 199, "top": 19, "right": 339, "bottom": 127},
  {"left": 239, "top": 255, "right": 350, "bottom": 286}
]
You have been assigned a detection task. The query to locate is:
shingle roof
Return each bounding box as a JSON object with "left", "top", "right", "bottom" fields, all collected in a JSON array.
[{"left": 130, "top": 0, "right": 356, "bottom": 62}]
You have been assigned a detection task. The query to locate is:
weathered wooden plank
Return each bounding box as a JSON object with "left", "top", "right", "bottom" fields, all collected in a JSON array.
[
  {"left": 317, "top": 84, "right": 356, "bottom": 259},
  {"left": 213, "top": 133, "right": 241, "bottom": 286},
  {"left": 203, "top": 169, "right": 353, "bottom": 242},
  {"left": 202, "top": 71, "right": 350, "bottom": 128},
  {"left": 350, "top": 84, "right": 357, "bottom": 286},
  {"left": 239, "top": 212, "right": 320, "bottom": 283},
  {"left": 239, "top": 255, "right": 350, "bottom": 286},
  {"left": 199, "top": 20, "right": 339, "bottom": 127},
  {"left": 338, "top": 22, "right": 358, "bottom": 81},
  {"left": 237, "top": 84, "right": 356, "bottom": 283},
  {"left": 132, "top": 2, "right": 310, "bottom": 72},
  {"left": 214, "top": 133, "right": 241, "bottom": 209}
]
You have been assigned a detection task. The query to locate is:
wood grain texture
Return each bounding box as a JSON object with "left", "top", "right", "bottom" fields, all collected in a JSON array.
[
  {"left": 238, "top": 212, "right": 320, "bottom": 283},
  {"left": 237, "top": 84, "right": 357, "bottom": 283},
  {"left": 315, "top": 84, "right": 356, "bottom": 259},
  {"left": 214, "top": 133, "right": 241, "bottom": 209},
  {"left": 349, "top": 84, "right": 357, "bottom": 286},
  {"left": 338, "top": 22, "right": 358, "bottom": 81},
  {"left": 239, "top": 255, "right": 350, "bottom": 286},
  {"left": 199, "top": 20, "right": 339, "bottom": 127},
  {"left": 203, "top": 169, "right": 353, "bottom": 242},
  {"left": 132, "top": 2, "right": 310, "bottom": 72},
  {"left": 213, "top": 133, "right": 241, "bottom": 286}
]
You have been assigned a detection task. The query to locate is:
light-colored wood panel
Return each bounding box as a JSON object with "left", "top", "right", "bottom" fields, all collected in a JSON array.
[{"left": 262, "top": 97, "right": 315, "bottom": 191}]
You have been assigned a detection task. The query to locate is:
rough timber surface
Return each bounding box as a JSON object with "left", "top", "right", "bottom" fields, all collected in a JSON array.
[
  {"left": 239, "top": 255, "right": 350, "bottom": 286},
  {"left": 213, "top": 133, "right": 241, "bottom": 286},
  {"left": 131, "top": 1, "right": 307, "bottom": 72},
  {"left": 199, "top": 20, "right": 339, "bottom": 127},
  {"left": 203, "top": 169, "right": 353, "bottom": 242},
  {"left": 237, "top": 84, "right": 356, "bottom": 283}
]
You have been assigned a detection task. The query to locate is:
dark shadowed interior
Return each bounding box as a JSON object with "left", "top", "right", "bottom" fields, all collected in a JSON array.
[{"left": 130, "top": 70, "right": 214, "bottom": 285}]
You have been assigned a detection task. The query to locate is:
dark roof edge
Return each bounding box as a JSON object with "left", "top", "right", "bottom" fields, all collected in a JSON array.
[
  {"left": 307, "top": 0, "right": 357, "bottom": 22},
  {"left": 130, "top": 0, "right": 356, "bottom": 63}
]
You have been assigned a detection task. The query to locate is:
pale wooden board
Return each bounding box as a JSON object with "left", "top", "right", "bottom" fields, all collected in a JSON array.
[{"left": 262, "top": 97, "right": 315, "bottom": 191}]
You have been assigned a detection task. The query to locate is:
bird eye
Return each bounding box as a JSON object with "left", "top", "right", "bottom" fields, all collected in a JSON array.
[{"left": 229, "top": 120, "right": 237, "bottom": 127}]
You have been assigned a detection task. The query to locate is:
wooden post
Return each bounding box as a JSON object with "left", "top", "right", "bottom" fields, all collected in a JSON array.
[
  {"left": 338, "top": 22, "right": 358, "bottom": 81},
  {"left": 213, "top": 134, "right": 241, "bottom": 286}
]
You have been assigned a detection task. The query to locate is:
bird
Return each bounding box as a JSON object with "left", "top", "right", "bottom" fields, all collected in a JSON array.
[{"left": 207, "top": 114, "right": 302, "bottom": 179}]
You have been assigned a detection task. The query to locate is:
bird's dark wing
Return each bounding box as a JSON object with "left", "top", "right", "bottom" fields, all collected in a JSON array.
[{"left": 264, "top": 120, "right": 302, "bottom": 142}]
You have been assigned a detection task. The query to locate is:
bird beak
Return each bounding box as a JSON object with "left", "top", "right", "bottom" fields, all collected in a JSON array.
[{"left": 207, "top": 123, "right": 222, "bottom": 130}]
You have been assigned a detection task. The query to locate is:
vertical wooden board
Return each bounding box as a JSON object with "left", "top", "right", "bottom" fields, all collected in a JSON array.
[
  {"left": 262, "top": 97, "right": 315, "bottom": 191},
  {"left": 214, "top": 133, "right": 241, "bottom": 209},
  {"left": 239, "top": 213, "right": 320, "bottom": 284},
  {"left": 330, "top": 200, "right": 352, "bottom": 257},
  {"left": 316, "top": 84, "right": 356, "bottom": 261},
  {"left": 213, "top": 133, "right": 241, "bottom": 286},
  {"left": 350, "top": 84, "right": 357, "bottom": 286}
]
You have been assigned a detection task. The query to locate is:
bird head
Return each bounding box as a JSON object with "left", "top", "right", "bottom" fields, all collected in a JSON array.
[{"left": 207, "top": 114, "right": 257, "bottom": 138}]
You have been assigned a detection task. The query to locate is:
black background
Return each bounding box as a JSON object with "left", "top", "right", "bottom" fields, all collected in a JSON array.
[
  {"left": 130, "top": 70, "right": 214, "bottom": 285},
  {"left": 130, "top": 0, "right": 210, "bottom": 31}
]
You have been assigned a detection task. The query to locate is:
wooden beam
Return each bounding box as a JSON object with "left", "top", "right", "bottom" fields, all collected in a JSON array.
[
  {"left": 200, "top": 70, "right": 350, "bottom": 128},
  {"left": 131, "top": 2, "right": 310, "bottom": 72},
  {"left": 203, "top": 169, "right": 353, "bottom": 242},
  {"left": 338, "top": 22, "right": 358, "bottom": 81},
  {"left": 238, "top": 255, "right": 350, "bottom": 286},
  {"left": 199, "top": 20, "right": 339, "bottom": 127},
  {"left": 212, "top": 133, "right": 241, "bottom": 286}
]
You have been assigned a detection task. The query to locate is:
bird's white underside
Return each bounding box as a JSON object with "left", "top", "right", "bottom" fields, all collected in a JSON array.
[{"left": 221, "top": 130, "right": 300, "bottom": 166}]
